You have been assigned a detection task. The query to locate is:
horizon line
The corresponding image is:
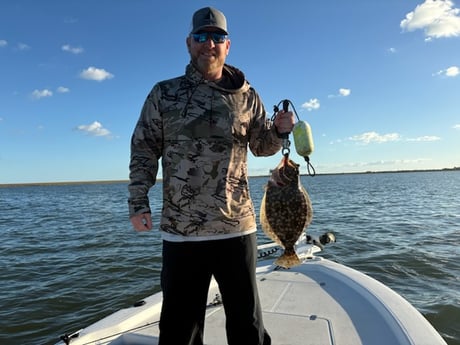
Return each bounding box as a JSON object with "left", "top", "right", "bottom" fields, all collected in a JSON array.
[{"left": 1, "top": 167, "right": 459, "bottom": 188}]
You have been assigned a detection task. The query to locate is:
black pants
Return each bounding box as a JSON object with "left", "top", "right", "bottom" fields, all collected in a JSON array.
[{"left": 158, "top": 233, "right": 271, "bottom": 345}]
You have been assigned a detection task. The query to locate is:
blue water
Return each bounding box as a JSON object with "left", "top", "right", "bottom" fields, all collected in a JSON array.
[{"left": 1, "top": 171, "right": 459, "bottom": 345}]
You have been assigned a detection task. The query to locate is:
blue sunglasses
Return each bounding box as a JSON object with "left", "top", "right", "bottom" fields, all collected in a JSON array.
[{"left": 192, "top": 32, "right": 228, "bottom": 44}]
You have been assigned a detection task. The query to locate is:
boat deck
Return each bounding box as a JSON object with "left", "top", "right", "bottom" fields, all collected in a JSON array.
[{"left": 63, "top": 254, "right": 447, "bottom": 345}]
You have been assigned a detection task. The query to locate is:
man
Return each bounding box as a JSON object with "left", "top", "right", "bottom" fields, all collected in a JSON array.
[{"left": 128, "top": 6, "right": 294, "bottom": 345}]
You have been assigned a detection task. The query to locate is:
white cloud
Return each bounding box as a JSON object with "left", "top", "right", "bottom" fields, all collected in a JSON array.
[
  {"left": 320, "top": 158, "right": 431, "bottom": 172},
  {"left": 401, "top": 0, "right": 460, "bottom": 39},
  {"left": 348, "top": 131, "right": 442, "bottom": 145},
  {"left": 0, "top": 40, "right": 7, "bottom": 47},
  {"left": 76, "top": 121, "right": 111, "bottom": 137},
  {"left": 56, "top": 86, "right": 70, "bottom": 93},
  {"left": 364, "top": 158, "right": 431, "bottom": 166},
  {"left": 445, "top": 66, "right": 459, "bottom": 76},
  {"left": 433, "top": 65, "right": 460, "bottom": 77},
  {"left": 388, "top": 47, "right": 397, "bottom": 53},
  {"left": 64, "top": 17, "right": 78, "bottom": 24},
  {"left": 62, "top": 44, "right": 84, "bottom": 54},
  {"left": 339, "top": 88, "right": 351, "bottom": 97},
  {"left": 31, "top": 89, "right": 53, "bottom": 99},
  {"left": 349, "top": 131, "right": 401, "bottom": 144},
  {"left": 328, "top": 88, "right": 351, "bottom": 98},
  {"left": 79, "top": 66, "right": 114, "bottom": 81},
  {"left": 453, "top": 124, "right": 460, "bottom": 129},
  {"left": 406, "top": 135, "right": 441, "bottom": 142},
  {"left": 17, "top": 43, "right": 30, "bottom": 50},
  {"left": 446, "top": 66, "right": 460, "bottom": 76},
  {"left": 301, "top": 98, "right": 320, "bottom": 111}
]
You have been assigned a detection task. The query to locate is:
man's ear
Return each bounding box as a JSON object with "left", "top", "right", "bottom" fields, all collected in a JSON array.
[{"left": 186, "top": 36, "right": 191, "bottom": 52}]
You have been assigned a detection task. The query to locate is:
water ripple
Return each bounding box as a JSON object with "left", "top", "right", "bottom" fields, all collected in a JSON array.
[{"left": 1, "top": 173, "right": 459, "bottom": 344}]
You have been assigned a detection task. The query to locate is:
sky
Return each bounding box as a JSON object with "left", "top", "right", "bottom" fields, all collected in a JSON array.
[{"left": 1, "top": 0, "right": 459, "bottom": 184}]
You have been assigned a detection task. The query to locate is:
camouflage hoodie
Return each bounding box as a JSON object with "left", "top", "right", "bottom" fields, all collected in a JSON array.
[{"left": 128, "top": 63, "right": 282, "bottom": 241}]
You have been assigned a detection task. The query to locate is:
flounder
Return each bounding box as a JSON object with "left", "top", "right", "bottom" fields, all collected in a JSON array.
[{"left": 260, "top": 156, "right": 313, "bottom": 268}]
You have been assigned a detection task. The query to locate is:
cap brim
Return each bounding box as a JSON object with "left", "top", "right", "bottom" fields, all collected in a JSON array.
[{"left": 191, "top": 25, "right": 228, "bottom": 35}]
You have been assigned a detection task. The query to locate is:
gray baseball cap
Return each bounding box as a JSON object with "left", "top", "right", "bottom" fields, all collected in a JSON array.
[{"left": 191, "top": 7, "right": 228, "bottom": 34}]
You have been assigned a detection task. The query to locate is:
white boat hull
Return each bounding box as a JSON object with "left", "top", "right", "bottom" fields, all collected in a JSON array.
[{"left": 57, "top": 241, "right": 447, "bottom": 345}]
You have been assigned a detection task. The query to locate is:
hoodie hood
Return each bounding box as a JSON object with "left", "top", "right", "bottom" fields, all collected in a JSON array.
[{"left": 185, "top": 63, "right": 250, "bottom": 94}]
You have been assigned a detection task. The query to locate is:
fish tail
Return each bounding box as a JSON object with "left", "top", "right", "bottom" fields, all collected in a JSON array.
[{"left": 274, "top": 248, "right": 302, "bottom": 268}]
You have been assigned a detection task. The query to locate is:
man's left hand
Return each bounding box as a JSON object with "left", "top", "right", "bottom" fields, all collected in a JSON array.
[{"left": 274, "top": 110, "right": 295, "bottom": 134}]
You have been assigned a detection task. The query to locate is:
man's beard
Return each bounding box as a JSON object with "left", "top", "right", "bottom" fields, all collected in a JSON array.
[{"left": 191, "top": 53, "right": 224, "bottom": 77}]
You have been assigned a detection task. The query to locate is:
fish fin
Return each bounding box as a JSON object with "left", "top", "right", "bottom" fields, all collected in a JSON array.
[
  {"left": 260, "top": 194, "right": 281, "bottom": 244},
  {"left": 274, "top": 249, "right": 302, "bottom": 268}
]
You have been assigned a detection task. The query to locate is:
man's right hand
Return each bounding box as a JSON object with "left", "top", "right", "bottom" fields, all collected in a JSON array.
[{"left": 130, "top": 213, "right": 153, "bottom": 231}]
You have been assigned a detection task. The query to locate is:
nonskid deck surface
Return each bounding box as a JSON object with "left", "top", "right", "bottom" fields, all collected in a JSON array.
[
  {"left": 204, "top": 258, "right": 403, "bottom": 345},
  {"left": 110, "top": 261, "right": 344, "bottom": 345},
  {"left": 60, "top": 255, "right": 447, "bottom": 345},
  {"left": 104, "top": 260, "right": 413, "bottom": 345}
]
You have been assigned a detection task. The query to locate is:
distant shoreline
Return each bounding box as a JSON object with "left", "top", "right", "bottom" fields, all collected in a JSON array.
[
  {"left": 1, "top": 167, "right": 459, "bottom": 188},
  {"left": 0, "top": 180, "right": 130, "bottom": 188}
]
